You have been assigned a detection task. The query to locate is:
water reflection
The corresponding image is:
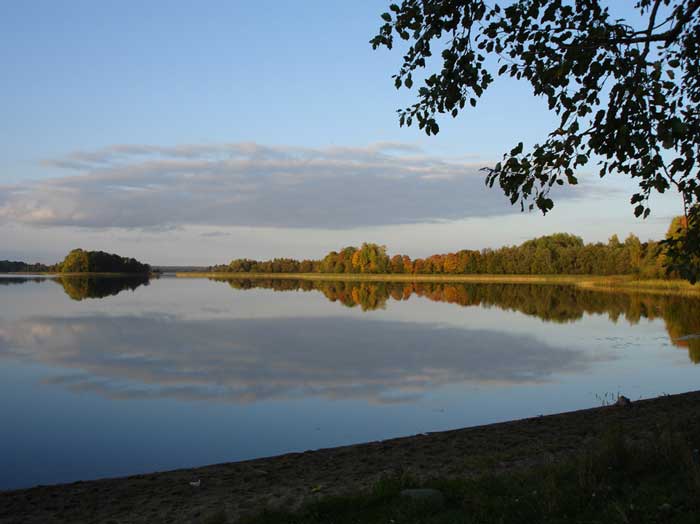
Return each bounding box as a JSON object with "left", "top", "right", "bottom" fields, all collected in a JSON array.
[
  {"left": 216, "top": 278, "right": 700, "bottom": 362},
  {"left": 4, "top": 275, "right": 700, "bottom": 490},
  {"left": 0, "top": 276, "right": 47, "bottom": 285},
  {"left": 55, "top": 275, "right": 150, "bottom": 300},
  {"left": 1, "top": 276, "right": 699, "bottom": 407},
  {"left": 0, "top": 315, "right": 594, "bottom": 404}
]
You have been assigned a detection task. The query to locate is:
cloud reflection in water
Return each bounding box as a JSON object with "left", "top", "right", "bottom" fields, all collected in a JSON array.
[{"left": 0, "top": 315, "right": 597, "bottom": 404}]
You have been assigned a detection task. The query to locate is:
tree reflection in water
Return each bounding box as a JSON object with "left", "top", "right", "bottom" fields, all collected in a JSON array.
[
  {"left": 55, "top": 276, "right": 150, "bottom": 301},
  {"left": 217, "top": 278, "right": 700, "bottom": 363}
]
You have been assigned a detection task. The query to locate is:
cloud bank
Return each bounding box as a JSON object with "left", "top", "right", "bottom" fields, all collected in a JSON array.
[{"left": 0, "top": 142, "right": 587, "bottom": 230}]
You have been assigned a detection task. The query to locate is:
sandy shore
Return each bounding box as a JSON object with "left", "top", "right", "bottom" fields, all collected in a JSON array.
[{"left": 2, "top": 390, "right": 700, "bottom": 524}]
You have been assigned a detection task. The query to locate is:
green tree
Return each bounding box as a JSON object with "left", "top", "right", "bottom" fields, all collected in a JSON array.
[
  {"left": 531, "top": 246, "right": 554, "bottom": 274},
  {"left": 60, "top": 249, "right": 90, "bottom": 273},
  {"left": 624, "top": 234, "right": 644, "bottom": 274},
  {"left": 0, "top": 260, "right": 52, "bottom": 272},
  {"left": 665, "top": 212, "right": 700, "bottom": 281},
  {"left": 351, "top": 243, "right": 390, "bottom": 273},
  {"left": 58, "top": 248, "right": 150, "bottom": 274},
  {"left": 372, "top": 0, "right": 700, "bottom": 280},
  {"left": 339, "top": 246, "right": 359, "bottom": 273},
  {"left": 320, "top": 251, "right": 339, "bottom": 273}
]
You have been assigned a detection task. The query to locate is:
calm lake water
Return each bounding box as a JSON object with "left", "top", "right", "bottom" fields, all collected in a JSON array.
[{"left": 1, "top": 275, "right": 699, "bottom": 490}]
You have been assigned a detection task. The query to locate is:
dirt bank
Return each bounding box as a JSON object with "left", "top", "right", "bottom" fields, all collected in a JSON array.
[{"left": 2, "top": 390, "right": 700, "bottom": 524}]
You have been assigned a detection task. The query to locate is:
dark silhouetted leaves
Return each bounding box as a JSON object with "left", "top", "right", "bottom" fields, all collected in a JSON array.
[{"left": 371, "top": 0, "right": 700, "bottom": 280}]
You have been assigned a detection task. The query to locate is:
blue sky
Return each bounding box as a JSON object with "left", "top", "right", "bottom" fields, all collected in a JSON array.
[{"left": 0, "top": 1, "right": 683, "bottom": 264}]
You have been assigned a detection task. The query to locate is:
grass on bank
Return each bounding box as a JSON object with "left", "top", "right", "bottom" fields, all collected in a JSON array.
[
  {"left": 177, "top": 272, "right": 700, "bottom": 296},
  {"left": 227, "top": 423, "right": 700, "bottom": 524}
]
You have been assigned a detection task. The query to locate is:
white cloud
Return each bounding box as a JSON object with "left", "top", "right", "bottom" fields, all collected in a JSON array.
[{"left": 0, "top": 142, "right": 589, "bottom": 230}]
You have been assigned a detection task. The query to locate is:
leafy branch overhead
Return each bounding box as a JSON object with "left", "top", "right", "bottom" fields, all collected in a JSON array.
[{"left": 371, "top": 0, "right": 700, "bottom": 281}]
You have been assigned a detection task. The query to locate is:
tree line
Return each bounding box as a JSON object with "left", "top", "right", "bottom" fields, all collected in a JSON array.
[
  {"left": 0, "top": 260, "right": 52, "bottom": 273},
  {"left": 210, "top": 226, "right": 690, "bottom": 278}
]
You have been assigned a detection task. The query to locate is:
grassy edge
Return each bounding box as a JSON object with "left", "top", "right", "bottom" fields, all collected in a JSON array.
[
  {"left": 7, "top": 270, "right": 698, "bottom": 296},
  {"left": 175, "top": 272, "right": 700, "bottom": 296},
  {"left": 235, "top": 422, "right": 700, "bottom": 524}
]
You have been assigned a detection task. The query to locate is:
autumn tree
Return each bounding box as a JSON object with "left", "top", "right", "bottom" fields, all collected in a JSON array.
[
  {"left": 339, "top": 246, "right": 359, "bottom": 273},
  {"left": 299, "top": 259, "right": 315, "bottom": 273},
  {"left": 402, "top": 254, "right": 414, "bottom": 273},
  {"left": 320, "top": 251, "right": 339, "bottom": 273},
  {"left": 372, "top": 0, "right": 700, "bottom": 281},
  {"left": 390, "top": 254, "right": 405, "bottom": 273},
  {"left": 351, "top": 243, "right": 391, "bottom": 273},
  {"left": 443, "top": 252, "right": 459, "bottom": 273},
  {"left": 60, "top": 249, "right": 90, "bottom": 273}
]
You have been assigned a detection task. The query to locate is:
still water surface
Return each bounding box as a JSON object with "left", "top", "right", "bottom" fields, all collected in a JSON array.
[{"left": 1, "top": 275, "right": 699, "bottom": 489}]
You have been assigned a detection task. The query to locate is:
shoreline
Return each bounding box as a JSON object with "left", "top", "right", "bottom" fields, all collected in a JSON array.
[
  {"left": 3, "top": 389, "right": 700, "bottom": 523},
  {"left": 5, "top": 271, "right": 698, "bottom": 296},
  {"left": 1, "top": 272, "right": 154, "bottom": 277},
  {"left": 179, "top": 272, "right": 700, "bottom": 296}
]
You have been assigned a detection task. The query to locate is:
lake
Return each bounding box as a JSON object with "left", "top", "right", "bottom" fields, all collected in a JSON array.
[{"left": 1, "top": 275, "right": 699, "bottom": 490}]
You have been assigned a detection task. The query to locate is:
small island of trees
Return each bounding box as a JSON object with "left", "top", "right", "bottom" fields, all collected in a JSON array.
[
  {"left": 57, "top": 249, "right": 151, "bottom": 274},
  {"left": 1, "top": 249, "right": 151, "bottom": 275}
]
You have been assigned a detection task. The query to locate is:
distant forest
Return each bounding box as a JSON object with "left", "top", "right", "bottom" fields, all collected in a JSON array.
[
  {"left": 0, "top": 248, "right": 150, "bottom": 274},
  {"left": 210, "top": 227, "right": 684, "bottom": 278},
  {"left": 0, "top": 260, "right": 53, "bottom": 273}
]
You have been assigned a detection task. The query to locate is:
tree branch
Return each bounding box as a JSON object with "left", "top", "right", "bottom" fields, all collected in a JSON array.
[
  {"left": 642, "top": 0, "right": 663, "bottom": 57},
  {"left": 609, "top": 0, "right": 700, "bottom": 46}
]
